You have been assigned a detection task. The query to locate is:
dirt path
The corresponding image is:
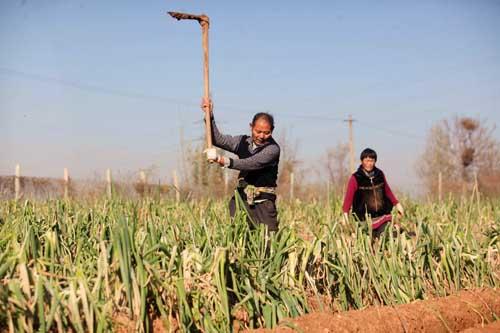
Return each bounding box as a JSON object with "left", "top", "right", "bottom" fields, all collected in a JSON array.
[{"left": 248, "top": 288, "right": 499, "bottom": 333}]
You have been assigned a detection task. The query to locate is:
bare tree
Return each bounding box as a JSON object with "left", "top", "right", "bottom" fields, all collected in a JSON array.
[
  {"left": 276, "top": 130, "right": 302, "bottom": 199},
  {"left": 418, "top": 116, "right": 500, "bottom": 197},
  {"left": 324, "top": 142, "right": 350, "bottom": 194}
]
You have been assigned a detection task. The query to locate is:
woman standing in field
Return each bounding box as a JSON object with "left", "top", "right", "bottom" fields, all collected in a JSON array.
[
  {"left": 202, "top": 98, "right": 281, "bottom": 231},
  {"left": 342, "top": 148, "right": 404, "bottom": 237}
]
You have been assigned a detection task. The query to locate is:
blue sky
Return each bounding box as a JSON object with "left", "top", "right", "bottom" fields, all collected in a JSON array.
[{"left": 1, "top": 0, "right": 499, "bottom": 192}]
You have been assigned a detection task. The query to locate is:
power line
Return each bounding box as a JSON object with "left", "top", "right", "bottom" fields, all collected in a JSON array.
[
  {"left": 0, "top": 67, "right": 199, "bottom": 107},
  {"left": 283, "top": 114, "right": 344, "bottom": 122},
  {"left": 0, "top": 67, "right": 267, "bottom": 114},
  {"left": 276, "top": 112, "right": 424, "bottom": 141},
  {"left": 0, "top": 67, "right": 346, "bottom": 123},
  {"left": 0, "top": 66, "right": 431, "bottom": 142},
  {"left": 355, "top": 119, "right": 424, "bottom": 141}
]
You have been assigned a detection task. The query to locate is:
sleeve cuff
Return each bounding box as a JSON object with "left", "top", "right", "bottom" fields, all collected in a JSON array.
[{"left": 224, "top": 157, "right": 231, "bottom": 168}]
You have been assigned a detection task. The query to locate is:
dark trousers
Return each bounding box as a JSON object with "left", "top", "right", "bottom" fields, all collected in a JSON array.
[{"left": 228, "top": 194, "right": 279, "bottom": 232}]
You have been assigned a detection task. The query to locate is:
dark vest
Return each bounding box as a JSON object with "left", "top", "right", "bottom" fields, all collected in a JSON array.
[
  {"left": 240, "top": 165, "right": 278, "bottom": 188},
  {"left": 352, "top": 166, "right": 393, "bottom": 220},
  {"left": 237, "top": 137, "right": 279, "bottom": 188}
]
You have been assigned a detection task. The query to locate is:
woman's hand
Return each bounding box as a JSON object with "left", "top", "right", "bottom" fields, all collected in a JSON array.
[{"left": 396, "top": 203, "right": 404, "bottom": 216}]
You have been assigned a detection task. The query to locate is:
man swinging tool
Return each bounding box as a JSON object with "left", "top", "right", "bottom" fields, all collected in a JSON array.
[
  {"left": 202, "top": 99, "right": 281, "bottom": 231},
  {"left": 342, "top": 148, "right": 404, "bottom": 237},
  {"left": 168, "top": 11, "right": 280, "bottom": 231}
]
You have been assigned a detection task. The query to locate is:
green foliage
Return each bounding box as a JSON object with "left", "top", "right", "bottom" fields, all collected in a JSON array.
[{"left": 0, "top": 197, "right": 498, "bottom": 332}]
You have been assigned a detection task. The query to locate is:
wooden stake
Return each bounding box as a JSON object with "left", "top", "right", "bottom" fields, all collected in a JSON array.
[
  {"left": 474, "top": 172, "right": 480, "bottom": 203},
  {"left": 438, "top": 171, "right": 442, "bottom": 202},
  {"left": 139, "top": 170, "right": 147, "bottom": 197},
  {"left": 290, "top": 172, "right": 295, "bottom": 200},
  {"left": 326, "top": 180, "right": 332, "bottom": 221},
  {"left": 15, "top": 164, "right": 21, "bottom": 201},
  {"left": 173, "top": 170, "right": 180, "bottom": 204},
  {"left": 326, "top": 180, "right": 330, "bottom": 205},
  {"left": 106, "top": 169, "right": 112, "bottom": 199},
  {"left": 63, "top": 167, "right": 69, "bottom": 200}
]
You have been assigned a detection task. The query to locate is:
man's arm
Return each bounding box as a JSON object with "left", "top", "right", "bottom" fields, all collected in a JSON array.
[
  {"left": 342, "top": 175, "right": 358, "bottom": 213},
  {"left": 211, "top": 117, "right": 243, "bottom": 154},
  {"left": 201, "top": 98, "right": 242, "bottom": 154},
  {"left": 227, "top": 144, "right": 280, "bottom": 171}
]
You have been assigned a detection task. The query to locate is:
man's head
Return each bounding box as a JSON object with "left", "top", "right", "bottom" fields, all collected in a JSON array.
[
  {"left": 250, "top": 112, "right": 274, "bottom": 145},
  {"left": 360, "top": 148, "right": 377, "bottom": 172}
]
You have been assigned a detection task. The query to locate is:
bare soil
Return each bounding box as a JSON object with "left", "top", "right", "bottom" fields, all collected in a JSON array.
[
  {"left": 460, "top": 320, "right": 500, "bottom": 332},
  {"left": 112, "top": 313, "right": 175, "bottom": 333},
  {"left": 247, "top": 288, "right": 500, "bottom": 333}
]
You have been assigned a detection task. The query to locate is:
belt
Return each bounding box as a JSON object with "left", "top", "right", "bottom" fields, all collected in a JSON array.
[{"left": 237, "top": 179, "right": 276, "bottom": 205}]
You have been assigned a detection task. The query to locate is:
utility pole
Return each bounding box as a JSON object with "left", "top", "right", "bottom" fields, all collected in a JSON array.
[{"left": 344, "top": 115, "right": 356, "bottom": 173}]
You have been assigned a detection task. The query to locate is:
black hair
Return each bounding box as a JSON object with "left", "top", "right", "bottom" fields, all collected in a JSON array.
[
  {"left": 360, "top": 148, "right": 377, "bottom": 161},
  {"left": 251, "top": 112, "right": 275, "bottom": 131}
]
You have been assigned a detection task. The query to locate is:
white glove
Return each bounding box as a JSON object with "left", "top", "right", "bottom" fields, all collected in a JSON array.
[
  {"left": 204, "top": 148, "right": 218, "bottom": 162},
  {"left": 396, "top": 203, "right": 404, "bottom": 216}
]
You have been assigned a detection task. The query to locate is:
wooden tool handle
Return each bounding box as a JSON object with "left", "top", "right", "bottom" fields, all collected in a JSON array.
[{"left": 201, "top": 21, "right": 212, "bottom": 148}]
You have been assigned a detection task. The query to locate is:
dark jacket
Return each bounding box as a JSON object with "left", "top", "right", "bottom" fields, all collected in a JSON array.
[
  {"left": 211, "top": 117, "right": 280, "bottom": 188},
  {"left": 352, "top": 166, "right": 394, "bottom": 220}
]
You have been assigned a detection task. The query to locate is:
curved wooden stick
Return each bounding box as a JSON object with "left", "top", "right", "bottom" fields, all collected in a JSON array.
[{"left": 168, "top": 12, "right": 212, "bottom": 148}]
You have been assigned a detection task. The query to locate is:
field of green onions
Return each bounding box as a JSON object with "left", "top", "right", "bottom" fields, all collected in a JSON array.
[{"left": 0, "top": 195, "right": 498, "bottom": 332}]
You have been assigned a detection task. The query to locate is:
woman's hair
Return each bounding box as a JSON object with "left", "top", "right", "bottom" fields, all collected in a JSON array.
[
  {"left": 360, "top": 148, "right": 377, "bottom": 161},
  {"left": 251, "top": 112, "right": 275, "bottom": 131}
]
